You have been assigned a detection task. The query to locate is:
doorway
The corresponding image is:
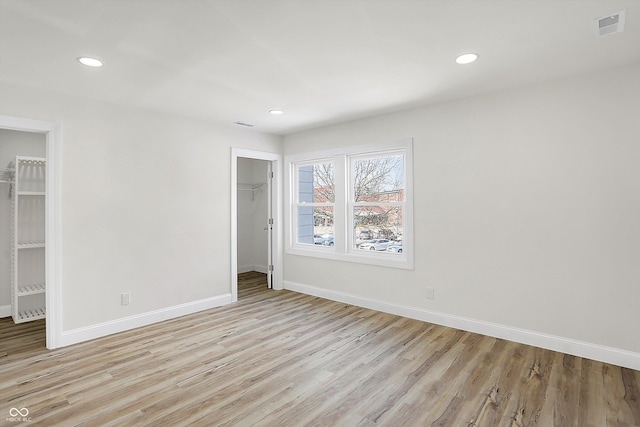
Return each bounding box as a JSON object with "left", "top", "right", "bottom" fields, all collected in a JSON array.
[
  {"left": 231, "top": 148, "right": 282, "bottom": 302},
  {"left": 0, "top": 129, "right": 46, "bottom": 326},
  {"left": 0, "top": 115, "right": 60, "bottom": 349},
  {"left": 237, "top": 158, "right": 270, "bottom": 284}
]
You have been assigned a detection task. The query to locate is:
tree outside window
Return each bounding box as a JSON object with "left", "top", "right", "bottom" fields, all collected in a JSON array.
[
  {"left": 287, "top": 138, "right": 413, "bottom": 269},
  {"left": 351, "top": 154, "right": 404, "bottom": 249}
]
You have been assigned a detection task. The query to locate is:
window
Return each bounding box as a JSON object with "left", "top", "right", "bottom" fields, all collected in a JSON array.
[
  {"left": 350, "top": 153, "right": 405, "bottom": 250},
  {"left": 286, "top": 139, "right": 413, "bottom": 269},
  {"left": 294, "top": 161, "right": 334, "bottom": 246}
]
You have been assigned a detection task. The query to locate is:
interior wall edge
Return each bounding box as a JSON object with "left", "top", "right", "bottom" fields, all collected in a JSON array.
[{"left": 284, "top": 280, "right": 640, "bottom": 371}]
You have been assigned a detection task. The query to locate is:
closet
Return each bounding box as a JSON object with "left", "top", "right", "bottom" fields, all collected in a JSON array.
[
  {"left": 236, "top": 158, "right": 270, "bottom": 279},
  {"left": 0, "top": 130, "right": 46, "bottom": 324}
]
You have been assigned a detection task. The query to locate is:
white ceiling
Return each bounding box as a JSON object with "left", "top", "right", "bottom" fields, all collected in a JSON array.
[{"left": 1, "top": 0, "right": 639, "bottom": 135}]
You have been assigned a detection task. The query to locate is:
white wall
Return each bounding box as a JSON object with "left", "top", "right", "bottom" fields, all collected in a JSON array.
[
  {"left": 0, "top": 82, "right": 282, "bottom": 333},
  {"left": 283, "top": 63, "right": 640, "bottom": 363},
  {"left": 0, "top": 129, "right": 46, "bottom": 313},
  {"left": 237, "top": 158, "right": 269, "bottom": 273}
]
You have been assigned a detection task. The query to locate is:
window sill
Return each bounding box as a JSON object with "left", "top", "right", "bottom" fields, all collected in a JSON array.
[{"left": 286, "top": 245, "right": 414, "bottom": 270}]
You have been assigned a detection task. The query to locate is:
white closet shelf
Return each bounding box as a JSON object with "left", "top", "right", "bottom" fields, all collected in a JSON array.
[
  {"left": 17, "top": 241, "right": 45, "bottom": 249},
  {"left": 11, "top": 156, "right": 47, "bottom": 324},
  {"left": 17, "top": 191, "right": 46, "bottom": 196},
  {"left": 18, "top": 283, "right": 46, "bottom": 296},
  {"left": 15, "top": 307, "right": 46, "bottom": 323},
  {"left": 15, "top": 157, "right": 46, "bottom": 165}
]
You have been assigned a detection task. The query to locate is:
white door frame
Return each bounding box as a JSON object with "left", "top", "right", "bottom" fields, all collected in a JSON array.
[
  {"left": 231, "top": 148, "right": 283, "bottom": 301},
  {"left": 0, "top": 115, "right": 61, "bottom": 349}
]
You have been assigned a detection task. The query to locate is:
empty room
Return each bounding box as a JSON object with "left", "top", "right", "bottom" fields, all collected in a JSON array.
[{"left": 1, "top": 0, "right": 639, "bottom": 425}]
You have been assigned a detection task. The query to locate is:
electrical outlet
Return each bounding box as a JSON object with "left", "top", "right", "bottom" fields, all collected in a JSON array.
[
  {"left": 426, "top": 288, "right": 435, "bottom": 300},
  {"left": 121, "top": 292, "right": 131, "bottom": 305}
]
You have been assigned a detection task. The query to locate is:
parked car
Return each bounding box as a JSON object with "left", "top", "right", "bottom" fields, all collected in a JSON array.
[
  {"left": 359, "top": 239, "right": 391, "bottom": 251},
  {"left": 322, "top": 236, "right": 334, "bottom": 246},
  {"left": 387, "top": 242, "right": 403, "bottom": 253},
  {"left": 315, "top": 234, "right": 333, "bottom": 245}
]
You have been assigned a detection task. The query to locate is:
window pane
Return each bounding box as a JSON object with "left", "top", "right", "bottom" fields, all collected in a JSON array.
[
  {"left": 353, "top": 155, "right": 404, "bottom": 202},
  {"left": 297, "top": 206, "right": 334, "bottom": 245},
  {"left": 353, "top": 206, "right": 403, "bottom": 249},
  {"left": 297, "top": 163, "right": 335, "bottom": 203}
]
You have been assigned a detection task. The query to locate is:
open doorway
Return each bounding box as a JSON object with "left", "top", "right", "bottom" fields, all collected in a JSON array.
[
  {"left": 237, "top": 157, "right": 271, "bottom": 295},
  {"left": 231, "top": 148, "right": 282, "bottom": 302},
  {"left": 0, "top": 130, "right": 46, "bottom": 349},
  {"left": 0, "top": 115, "right": 60, "bottom": 350}
]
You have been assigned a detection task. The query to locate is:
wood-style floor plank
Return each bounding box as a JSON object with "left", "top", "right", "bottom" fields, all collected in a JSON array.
[{"left": 1, "top": 271, "right": 639, "bottom": 426}]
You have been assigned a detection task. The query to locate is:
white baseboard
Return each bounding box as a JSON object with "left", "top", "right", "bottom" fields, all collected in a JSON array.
[
  {"left": 59, "top": 294, "right": 232, "bottom": 347},
  {"left": 284, "top": 280, "right": 640, "bottom": 371},
  {"left": 0, "top": 304, "right": 11, "bottom": 318},
  {"left": 238, "top": 265, "right": 268, "bottom": 274},
  {"left": 252, "top": 265, "right": 268, "bottom": 274}
]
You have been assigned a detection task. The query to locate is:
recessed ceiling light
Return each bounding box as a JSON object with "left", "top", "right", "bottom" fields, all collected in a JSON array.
[
  {"left": 77, "top": 57, "right": 104, "bottom": 67},
  {"left": 269, "top": 110, "right": 284, "bottom": 115},
  {"left": 455, "top": 53, "right": 478, "bottom": 65}
]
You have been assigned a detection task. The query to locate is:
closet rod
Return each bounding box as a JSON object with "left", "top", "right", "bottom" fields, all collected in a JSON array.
[
  {"left": 237, "top": 183, "right": 266, "bottom": 190},
  {"left": 237, "top": 182, "right": 266, "bottom": 201}
]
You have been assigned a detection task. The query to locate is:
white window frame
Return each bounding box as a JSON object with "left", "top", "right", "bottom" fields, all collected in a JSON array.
[
  {"left": 292, "top": 158, "right": 336, "bottom": 248},
  {"left": 285, "top": 138, "right": 413, "bottom": 270}
]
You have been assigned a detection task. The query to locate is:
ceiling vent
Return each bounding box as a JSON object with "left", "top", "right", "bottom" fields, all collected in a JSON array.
[
  {"left": 595, "top": 10, "right": 626, "bottom": 37},
  {"left": 234, "top": 121, "right": 254, "bottom": 127}
]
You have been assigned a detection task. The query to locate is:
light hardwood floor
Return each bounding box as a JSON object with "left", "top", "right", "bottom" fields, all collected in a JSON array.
[{"left": 1, "top": 271, "right": 639, "bottom": 426}]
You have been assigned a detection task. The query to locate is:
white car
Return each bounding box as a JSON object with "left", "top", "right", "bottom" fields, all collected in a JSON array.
[
  {"left": 386, "top": 242, "right": 403, "bottom": 253},
  {"left": 359, "top": 239, "right": 391, "bottom": 251}
]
